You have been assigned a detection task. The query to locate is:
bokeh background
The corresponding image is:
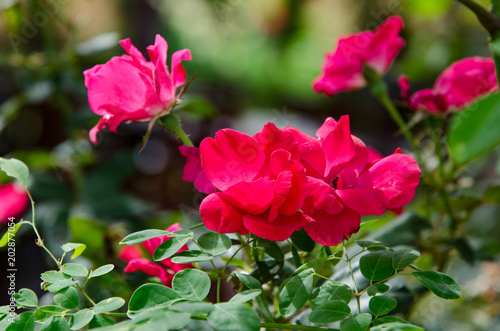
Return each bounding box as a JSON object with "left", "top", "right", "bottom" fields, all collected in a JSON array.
[{"left": 1, "top": 0, "right": 500, "bottom": 330}]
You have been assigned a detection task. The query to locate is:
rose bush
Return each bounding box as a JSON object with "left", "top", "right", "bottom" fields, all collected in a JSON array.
[{"left": 84, "top": 34, "right": 191, "bottom": 143}]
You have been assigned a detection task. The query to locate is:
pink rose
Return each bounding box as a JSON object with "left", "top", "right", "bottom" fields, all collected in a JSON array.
[
  {"left": 399, "top": 57, "right": 498, "bottom": 113},
  {"left": 0, "top": 183, "right": 30, "bottom": 223},
  {"left": 179, "top": 146, "right": 217, "bottom": 194},
  {"left": 84, "top": 35, "right": 191, "bottom": 143},
  {"left": 119, "top": 223, "right": 192, "bottom": 286},
  {"left": 313, "top": 16, "right": 404, "bottom": 96}
]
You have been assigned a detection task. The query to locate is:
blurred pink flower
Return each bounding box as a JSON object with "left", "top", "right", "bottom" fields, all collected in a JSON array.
[
  {"left": 399, "top": 57, "right": 498, "bottom": 113},
  {"left": 0, "top": 183, "right": 30, "bottom": 223},
  {"left": 119, "top": 223, "right": 192, "bottom": 286},
  {"left": 313, "top": 16, "right": 404, "bottom": 96},
  {"left": 84, "top": 34, "right": 191, "bottom": 143}
]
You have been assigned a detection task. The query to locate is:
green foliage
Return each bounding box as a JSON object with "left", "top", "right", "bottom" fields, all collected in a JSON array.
[
  {"left": 359, "top": 251, "right": 395, "bottom": 282},
  {"left": 369, "top": 296, "right": 398, "bottom": 316},
  {"left": 413, "top": 271, "right": 462, "bottom": 299},
  {"left": 61, "top": 263, "right": 88, "bottom": 278},
  {"left": 120, "top": 230, "right": 172, "bottom": 245},
  {"left": 278, "top": 268, "right": 314, "bottom": 317},
  {"left": 13, "top": 289, "right": 38, "bottom": 308},
  {"left": 207, "top": 303, "right": 261, "bottom": 331},
  {"left": 60, "top": 243, "right": 87, "bottom": 260},
  {"left": 128, "top": 284, "right": 181, "bottom": 313},
  {"left": 339, "top": 313, "right": 372, "bottom": 331},
  {"left": 53, "top": 288, "right": 79, "bottom": 310},
  {"left": 392, "top": 249, "right": 420, "bottom": 271},
  {"left": 448, "top": 92, "right": 500, "bottom": 164},
  {"left": 0, "top": 222, "right": 24, "bottom": 247},
  {"left": 153, "top": 236, "right": 190, "bottom": 261},
  {"left": 309, "top": 300, "right": 351, "bottom": 323},
  {"left": 197, "top": 232, "right": 232, "bottom": 256},
  {"left": 171, "top": 250, "right": 213, "bottom": 263},
  {"left": 69, "top": 309, "right": 94, "bottom": 330},
  {"left": 172, "top": 269, "right": 211, "bottom": 301},
  {"left": 0, "top": 157, "right": 29, "bottom": 187},
  {"left": 310, "top": 282, "right": 352, "bottom": 309},
  {"left": 228, "top": 289, "right": 262, "bottom": 304},
  {"left": 89, "top": 264, "right": 115, "bottom": 278}
]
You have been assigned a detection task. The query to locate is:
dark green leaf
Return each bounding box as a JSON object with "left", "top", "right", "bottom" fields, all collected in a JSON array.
[
  {"left": 172, "top": 269, "right": 211, "bottom": 301},
  {"left": 290, "top": 229, "right": 316, "bottom": 252},
  {"left": 61, "top": 263, "right": 88, "bottom": 278},
  {"left": 170, "top": 250, "right": 213, "bottom": 263},
  {"left": 13, "top": 289, "right": 38, "bottom": 308},
  {"left": 229, "top": 290, "right": 262, "bottom": 304},
  {"left": 198, "top": 232, "right": 232, "bottom": 256},
  {"left": 310, "top": 283, "right": 352, "bottom": 309},
  {"left": 356, "top": 240, "right": 382, "bottom": 248},
  {"left": 60, "top": 243, "right": 86, "bottom": 260},
  {"left": 88, "top": 314, "right": 114, "bottom": 328},
  {"left": 308, "top": 301, "right": 350, "bottom": 324},
  {"left": 6, "top": 312, "right": 35, "bottom": 331},
  {"left": 413, "top": 271, "right": 461, "bottom": 299},
  {"left": 53, "top": 288, "right": 79, "bottom": 310},
  {"left": 40, "top": 316, "right": 69, "bottom": 331},
  {"left": 0, "top": 157, "right": 29, "bottom": 187},
  {"left": 369, "top": 296, "right": 398, "bottom": 316},
  {"left": 448, "top": 92, "right": 500, "bottom": 164},
  {"left": 120, "top": 230, "right": 170, "bottom": 245},
  {"left": 278, "top": 268, "right": 314, "bottom": 317},
  {"left": 93, "top": 297, "right": 125, "bottom": 313},
  {"left": 370, "top": 323, "right": 424, "bottom": 330},
  {"left": 89, "top": 264, "right": 114, "bottom": 278},
  {"left": 372, "top": 316, "right": 411, "bottom": 326},
  {"left": 235, "top": 272, "right": 261, "bottom": 289},
  {"left": 128, "top": 284, "right": 181, "bottom": 312},
  {"left": 359, "top": 251, "right": 395, "bottom": 281},
  {"left": 257, "top": 238, "right": 284, "bottom": 261},
  {"left": 339, "top": 313, "right": 372, "bottom": 331},
  {"left": 207, "top": 303, "right": 260, "bottom": 331},
  {"left": 153, "top": 236, "right": 190, "bottom": 261},
  {"left": 392, "top": 249, "right": 420, "bottom": 270},
  {"left": 452, "top": 237, "right": 475, "bottom": 265},
  {"left": 367, "top": 283, "right": 390, "bottom": 297},
  {"left": 69, "top": 309, "right": 94, "bottom": 330}
]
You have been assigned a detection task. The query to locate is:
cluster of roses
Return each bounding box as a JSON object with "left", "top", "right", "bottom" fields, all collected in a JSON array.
[{"left": 181, "top": 117, "right": 420, "bottom": 246}]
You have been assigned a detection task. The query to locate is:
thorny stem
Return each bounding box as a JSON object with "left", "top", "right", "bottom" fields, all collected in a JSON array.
[
  {"left": 343, "top": 241, "right": 361, "bottom": 315},
  {"left": 159, "top": 112, "right": 194, "bottom": 146}
]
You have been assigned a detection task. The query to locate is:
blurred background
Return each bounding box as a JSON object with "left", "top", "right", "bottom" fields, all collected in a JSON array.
[{"left": 1, "top": 0, "right": 499, "bottom": 330}]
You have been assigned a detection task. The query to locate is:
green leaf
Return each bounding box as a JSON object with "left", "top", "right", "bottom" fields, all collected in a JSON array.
[
  {"left": 310, "top": 282, "right": 352, "bottom": 309},
  {"left": 40, "top": 316, "right": 70, "bottom": 331},
  {"left": 413, "top": 271, "right": 461, "bottom": 299},
  {"left": 153, "top": 236, "right": 190, "bottom": 261},
  {"left": 308, "top": 300, "right": 350, "bottom": 324},
  {"left": 0, "top": 222, "right": 24, "bottom": 248},
  {"left": 40, "top": 271, "right": 72, "bottom": 283},
  {"left": 367, "top": 283, "right": 390, "bottom": 297},
  {"left": 89, "top": 264, "right": 114, "bottom": 278},
  {"left": 198, "top": 232, "right": 232, "bottom": 256},
  {"left": 278, "top": 268, "right": 314, "bottom": 317},
  {"left": 339, "top": 313, "right": 372, "bottom": 331},
  {"left": 88, "top": 314, "right": 114, "bottom": 328},
  {"left": 53, "top": 287, "right": 79, "bottom": 310},
  {"left": 393, "top": 249, "right": 420, "bottom": 270},
  {"left": 13, "top": 289, "right": 38, "bottom": 308},
  {"left": 61, "top": 263, "right": 88, "bottom": 278},
  {"left": 229, "top": 289, "right": 262, "bottom": 304},
  {"left": 169, "top": 301, "right": 214, "bottom": 314},
  {"left": 257, "top": 238, "right": 284, "bottom": 261},
  {"left": 172, "top": 269, "right": 211, "bottom": 301},
  {"left": 170, "top": 250, "right": 213, "bottom": 263},
  {"left": 120, "top": 230, "right": 170, "bottom": 245},
  {"left": 448, "top": 91, "right": 500, "bottom": 164},
  {"left": 359, "top": 251, "right": 395, "bottom": 281},
  {"left": 93, "top": 297, "right": 125, "bottom": 313},
  {"left": 369, "top": 296, "right": 398, "bottom": 316},
  {"left": 370, "top": 323, "right": 424, "bottom": 331},
  {"left": 69, "top": 309, "right": 94, "bottom": 330},
  {"left": 235, "top": 272, "right": 261, "bottom": 289},
  {"left": 6, "top": 312, "right": 35, "bottom": 331},
  {"left": 135, "top": 309, "right": 190, "bottom": 330},
  {"left": 34, "top": 306, "right": 66, "bottom": 323},
  {"left": 128, "top": 284, "right": 181, "bottom": 312},
  {"left": 60, "top": 243, "right": 86, "bottom": 260},
  {"left": 0, "top": 306, "right": 9, "bottom": 314},
  {"left": 207, "top": 303, "right": 260, "bottom": 331},
  {"left": 290, "top": 229, "right": 316, "bottom": 252},
  {"left": 0, "top": 157, "right": 29, "bottom": 187},
  {"left": 356, "top": 240, "right": 382, "bottom": 248},
  {"left": 372, "top": 316, "right": 411, "bottom": 326}
]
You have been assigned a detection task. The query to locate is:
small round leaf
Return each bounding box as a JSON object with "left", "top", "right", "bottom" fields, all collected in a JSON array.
[
  {"left": 309, "top": 301, "right": 350, "bottom": 324},
  {"left": 172, "top": 269, "right": 211, "bottom": 301},
  {"left": 359, "top": 251, "right": 395, "bottom": 281},
  {"left": 198, "top": 232, "right": 232, "bottom": 256},
  {"left": 369, "top": 296, "right": 398, "bottom": 317},
  {"left": 340, "top": 313, "right": 372, "bottom": 331},
  {"left": 208, "top": 303, "right": 260, "bottom": 331},
  {"left": 93, "top": 297, "right": 125, "bottom": 313}
]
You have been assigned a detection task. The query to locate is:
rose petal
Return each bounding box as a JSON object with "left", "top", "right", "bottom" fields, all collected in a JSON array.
[
  {"left": 243, "top": 212, "right": 312, "bottom": 241},
  {"left": 305, "top": 208, "right": 360, "bottom": 246},
  {"left": 223, "top": 178, "right": 275, "bottom": 215},
  {"left": 200, "top": 192, "right": 248, "bottom": 235}
]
